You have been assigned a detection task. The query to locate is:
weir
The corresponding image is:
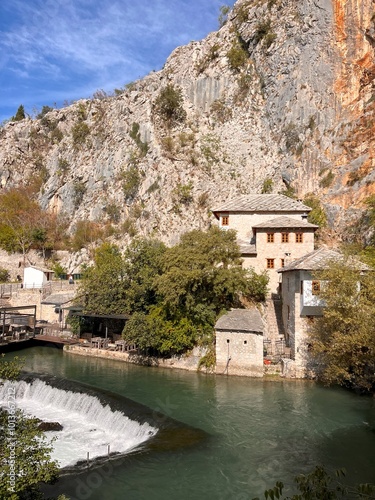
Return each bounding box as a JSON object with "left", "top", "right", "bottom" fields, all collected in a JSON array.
[{"left": 0, "top": 374, "right": 208, "bottom": 470}]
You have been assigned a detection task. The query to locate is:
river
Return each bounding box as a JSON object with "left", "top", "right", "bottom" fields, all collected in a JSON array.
[{"left": 9, "top": 346, "right": 375, "bottom": 499}]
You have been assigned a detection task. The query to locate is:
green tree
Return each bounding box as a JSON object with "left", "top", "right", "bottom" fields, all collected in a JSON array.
[
  {"left": 78, "top": 240, "right": 166, "bottom": 316},
  {"left": 303, "top": 193, "right": 327, "bottom": 227},
  {"left": 0, "top": 267, "right": 10, "bottom": 283},
  {"left": 0, "top": 355, "right": 24, "bottom": 380},
  {"left": 79, "top": 243, "right": 128, "bottom": 314},
  {"left": 0, "top": 188, "right": 43, "bottom": 260},
  {"left": 156, "top": 227, "right": 252, "bottom": 319},
  {"left": 309, "top": 258, "right": 375, "bottom": 393},
  {"left": 37, "top": 105, "right": 54, "bottom": 119},
  {"left": 12, "top": 105, "right": 26, "bottom": 122},
  {"left": 123, "top": 228, "right": 268, "bottom": 356},
  {"left": 253, "top": 465, "right": 375, "bottom": 499},
  {"left": 0, "top": 356, "right": 60, "bottom": 499},
  {"left": 123, "top": 238, "right": 167, "bottom": 313}
]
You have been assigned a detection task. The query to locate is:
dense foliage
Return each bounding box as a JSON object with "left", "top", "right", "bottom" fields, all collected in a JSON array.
[
  {"left": 0, "top": 187, "right": 67, "bottom": 259},
  {"left": 11, "top": 105, "right": 25, "bottom": 122},
  {"left": 255, "top": 465, "right": 375, "bottom": 500},
  {"left": 79, "top": 228, "right": 269, "bottom": 356},
  {"left": 0, "top": 356, "right": 60, "bottom": 499},
  {"left": 309, "top": 258, "right": 375, "bottom": 393},
  {"left": 153, "top": 84, "right": 186, "bottom": 126}
]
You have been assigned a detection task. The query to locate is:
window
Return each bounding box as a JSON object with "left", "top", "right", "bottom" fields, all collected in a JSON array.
[
  {"left": 267, "top": 233, "right": 275, "bottom": 243},
  {"left": 266, "top": 259, "right": 275, "bottom": 269},
  {"left": 222, "top": 215, "right": 229, "bottom": 226},
  {"left": 287, "top": 305, "right": 290, "bottom": 320},
  {"left": 244, "top": 340, "right": 247, "bottom": 345},
  {"left": 281, "top": 232, "right": 289, "bottom": 243},
  {"left": 281, "top": 258, "right": 285, "bottom": 268},
  {"left": 312, "top": 280, "right": 321, "bottom": 295},
  {"left": 300, "top": 280, "right": 304, "bottom": 294},
  {"left": 296, "top": 232, "right": 303, "bottom": 243}
]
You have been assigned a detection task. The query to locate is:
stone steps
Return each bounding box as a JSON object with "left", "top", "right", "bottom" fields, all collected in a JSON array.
[{"left": 264, "top": 298, "right": 289, "bottom": 357}]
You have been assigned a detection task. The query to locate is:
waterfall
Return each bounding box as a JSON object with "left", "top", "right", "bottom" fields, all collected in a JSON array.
[{"left": 0, "top": 379, "right": 158, "bottom": 468}]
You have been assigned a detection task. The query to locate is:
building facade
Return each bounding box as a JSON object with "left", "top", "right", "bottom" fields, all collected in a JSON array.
[
  {"left": 215, "top": 308, "right": 264, "bottom": 377},
  {"left": 23, "top": 266, "right": 54, "bottom": 289},
  {"left": 212, "top": 194, "right": 317, "bottom": 295},
  {"left": 277, "top": 248, "right": 372, "bottom": 375}
]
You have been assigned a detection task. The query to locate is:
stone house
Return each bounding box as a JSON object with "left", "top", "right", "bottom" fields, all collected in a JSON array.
[
  {"left": 212, "top": 194, "right": 317, "bottom": 295},
  {"left": 277, "top": 248, "right": 371, "bottom": 376},
  {"left": 215, "top": 308, "right": 264, "bottom": 377}
]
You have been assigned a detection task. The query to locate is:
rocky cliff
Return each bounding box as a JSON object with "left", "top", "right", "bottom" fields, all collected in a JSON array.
[{"left": 0, "top": 0, "right": 374, "bottom": 256}]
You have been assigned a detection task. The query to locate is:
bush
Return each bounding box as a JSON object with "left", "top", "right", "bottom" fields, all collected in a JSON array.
[
  {"left": 319, "top": 170, "right": 335, "bottom": 188},
  {"left": 71, "top": 220, "right": 104, "bottom": 251},
  {"left": 173, "top": 182, "right": 194, "bottom": 206},
  {"left": 12, "top": 105, "right": 26, "bottom": 122},
  {"left": 303, "top": 194, "right": 327, "bottom": 227},
  {"left": 261, "top": 178, "right": 273, "bottom": 194},
  {"left": 37, "top": 105, "right": 54, "bottom": 119},
  {"left": 226, "top": 38, "right": 248, "bottom": 71},
  {"left": 254, "top": 19, "right": 272, "bottom": 44},
  {"left": 153, "top": 84, "right": 186, "bottom": 126},
  {"left": 210, "top": 99, "right": 233, "bottom": 123},
  {"left": 0, "top": 267, "right": 10, "bottom": 283},
  {"left": 129, "top": 122, "right": 148, "bottom": 156},
  {"left": 72, "top": 180, "right": 87, "bottom": 209},
  {"left": 52, "top": 262, "right": 66, "bottom": 279},
  {"left": 218, "top": 5, "right": 230, "bottom": 28},
  {"left": 121, "top": 166, "right": 141, "bottom": 200},
  {"left": 72, "top": 122, "right": 90, "bottom": 148},
  {"left": 234, "top": 73, "right": 252, "bottom": 103}
]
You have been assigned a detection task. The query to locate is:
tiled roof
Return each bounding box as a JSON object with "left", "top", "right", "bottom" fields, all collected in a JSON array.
[
  {"left": 27, "top": 266, "right": 54, "bottom": 273},
  {"left": 215, "top": 308, "right": 264, "bottom": 333},
  {"left": 41, "top": 293, "right": 75, "bottom": 305},
  {"left": 212, "top": 194, "right": 311, "bottom": 214},
  {"left": 252, "top": 216, "right": 318, "bottom": 229},
  {"left": 238, "top": 241, "right": 257, "bottom": 254},
  {"left": 278, "top": 247, "right": 372, "bottom": 272}
]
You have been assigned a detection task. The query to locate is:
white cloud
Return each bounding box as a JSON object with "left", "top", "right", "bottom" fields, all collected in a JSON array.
[{"left": 0, "top": 0, "right": 234, "bottom": 120}]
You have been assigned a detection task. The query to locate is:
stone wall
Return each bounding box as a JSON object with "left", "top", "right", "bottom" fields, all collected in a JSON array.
[
  {"left": 281, "top": 269, "right": 312, "bottom": 370},
  {"left": 64, "top": 344, "right": 209, "bottom": 373},
  {"left": 215, "top": 330, "right": 263, "bottom": 377}
]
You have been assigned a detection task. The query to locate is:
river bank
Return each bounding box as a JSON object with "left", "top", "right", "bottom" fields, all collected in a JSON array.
[
  {"left": 63, "top": 343, "right": 284, "bottom": 377},
  {"left": 63, "top": 344, "right": 211, "bottom": 373}
]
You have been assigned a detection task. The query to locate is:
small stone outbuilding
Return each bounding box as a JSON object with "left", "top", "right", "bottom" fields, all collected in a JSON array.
[{"left": 215, "top": 308, "right": 264, "bottom": 377}]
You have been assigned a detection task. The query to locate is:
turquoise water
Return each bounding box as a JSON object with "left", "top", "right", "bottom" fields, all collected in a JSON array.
[{"left": 16, "top": 347, "right": 375, "bottom": 499}]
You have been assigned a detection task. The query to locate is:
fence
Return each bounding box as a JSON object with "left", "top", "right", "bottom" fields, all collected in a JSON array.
[{"left": 0, "top": 281, "right": 76, "bottom": 299}]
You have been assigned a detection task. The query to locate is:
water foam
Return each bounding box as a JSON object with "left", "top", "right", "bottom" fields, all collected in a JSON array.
[{"left": 0, "top": 379, "right": 157, "bottom": 468}]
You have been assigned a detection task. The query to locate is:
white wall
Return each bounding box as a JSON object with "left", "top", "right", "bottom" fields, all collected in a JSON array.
[{"left": 23, "top": 268, "right": 47, "bottom": 289}]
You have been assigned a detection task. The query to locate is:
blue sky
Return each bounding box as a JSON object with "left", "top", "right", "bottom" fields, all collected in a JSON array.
[{"left": 0, "top": 0, "right": 236, "bottom": 123}]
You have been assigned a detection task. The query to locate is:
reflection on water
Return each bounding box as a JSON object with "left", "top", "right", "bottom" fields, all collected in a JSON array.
[{"left": 10, "top": 347, "right": 375, "bottom": 500}]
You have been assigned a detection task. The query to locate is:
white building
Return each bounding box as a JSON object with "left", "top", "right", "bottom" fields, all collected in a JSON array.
[
  {"left": 212, "top": 194, "right": 317, "bottom": 295},
  {"left": 277, "top": 248, "right": 371, "bottom": 376},
  {"left": 23, "top": 266, "right": 54, "bottom": 289}
]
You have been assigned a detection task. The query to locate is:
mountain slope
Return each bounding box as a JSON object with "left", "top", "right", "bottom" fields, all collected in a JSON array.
[{"left": 0, "top": 0, "right": 374, "bottom": 249}]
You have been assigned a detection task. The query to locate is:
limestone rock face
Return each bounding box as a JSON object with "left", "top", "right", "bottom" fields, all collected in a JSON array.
[{"left": 0, "top": 0, "right": 373, "bottom": 248}]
